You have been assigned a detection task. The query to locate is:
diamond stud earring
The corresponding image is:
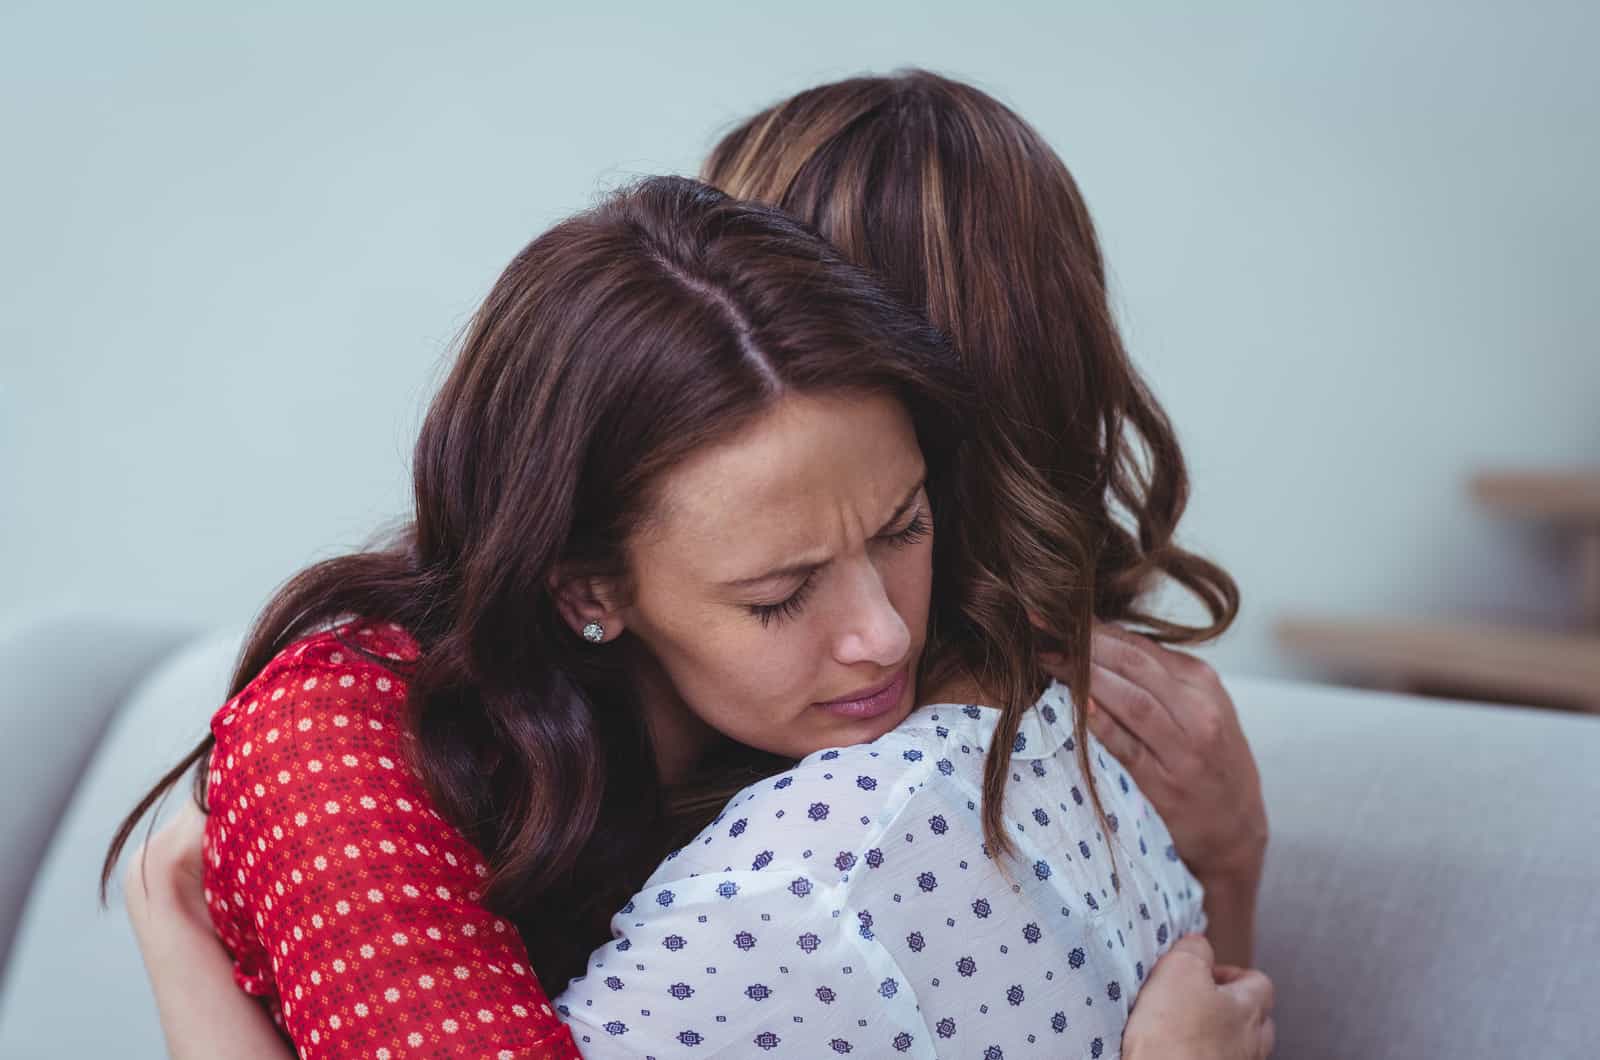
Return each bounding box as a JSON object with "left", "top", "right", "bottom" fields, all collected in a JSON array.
[{"left": 581, "top": 621, "right": 605, "bottom": 644}]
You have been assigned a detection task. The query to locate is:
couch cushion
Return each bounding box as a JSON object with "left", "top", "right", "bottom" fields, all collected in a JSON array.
[{"left": 1230, "top": 675, "right": 1600, "bottom": 1059}]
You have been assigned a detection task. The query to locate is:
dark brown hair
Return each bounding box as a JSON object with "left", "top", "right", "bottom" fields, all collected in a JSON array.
[
  {"left": 103, "top": 175, "right": 971, "bottom": 986},
  {"left": 704, "top": 69, "right": 1240, "bottom": 859}
]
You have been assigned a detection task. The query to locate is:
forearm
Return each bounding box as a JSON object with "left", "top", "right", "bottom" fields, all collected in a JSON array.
[
  {"left": 126, "top": 871, "right": 293, "bottom": 1060},
  {"left": 1197, "top": 865, "right": 1261, "bottom": 969}
]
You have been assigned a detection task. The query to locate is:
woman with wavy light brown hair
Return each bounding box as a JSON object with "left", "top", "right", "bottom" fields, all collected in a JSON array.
[{"left": 702, "top": 69, "right": 1267, "bottom": 967}]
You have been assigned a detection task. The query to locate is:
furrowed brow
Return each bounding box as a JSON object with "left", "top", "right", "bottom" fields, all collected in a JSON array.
[{"left": 723, "top": 476, "right": 926, "bottom": 589}]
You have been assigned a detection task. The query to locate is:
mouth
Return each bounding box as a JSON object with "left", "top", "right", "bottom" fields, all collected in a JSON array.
[{"left": 813, "top": 665, "right": 910, "bottom": 721}]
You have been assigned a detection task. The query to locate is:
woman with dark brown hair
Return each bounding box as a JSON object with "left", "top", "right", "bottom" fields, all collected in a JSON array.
[
  {"left": 113, "top": 173, "right": 965, "bottom": 1058},
  {"left": 702, "top": 68, "right": 1268, "bottom": 969},
  {"left": 120, "top": 169, "right": 1272, "bottom": 1055}
]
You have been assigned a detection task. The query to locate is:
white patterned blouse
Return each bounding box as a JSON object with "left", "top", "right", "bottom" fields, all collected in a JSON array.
[{"left": 556, "top": 681, "right": 1206, "bottom": 1059}]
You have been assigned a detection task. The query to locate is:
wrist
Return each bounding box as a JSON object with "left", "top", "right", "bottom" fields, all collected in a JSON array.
[
  {"left": 1196, "top": 859, "right": 1263, "bottom": 912},
  {"left": 1198, "top": 829, "right": 1268, "bottom": 892},
  {"left": 1196, "top": 853, "right": 1262, "bottom": 969}
]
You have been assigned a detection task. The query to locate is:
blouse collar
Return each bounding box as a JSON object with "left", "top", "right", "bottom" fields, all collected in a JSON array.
[{"left": 906, "top": 679, "right": 1077, "bottom": 761}]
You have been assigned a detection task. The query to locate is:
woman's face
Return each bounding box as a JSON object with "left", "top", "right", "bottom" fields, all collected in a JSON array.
[{"left": 619, "top": 390, "right": 932, "bottom": 763}]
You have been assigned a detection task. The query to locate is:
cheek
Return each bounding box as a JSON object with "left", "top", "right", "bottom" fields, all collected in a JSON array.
[{"left": 646, "top": 615, "right": 829, "bottom": 748}]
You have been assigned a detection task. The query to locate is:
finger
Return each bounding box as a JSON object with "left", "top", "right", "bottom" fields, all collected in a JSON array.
[
  {"left": 1220, "top": 968, "right": 1276, "bottom": 1017},
  {"left": 1159, "top": 644, "right": 1220, "bottom": 691},
  {"left": 1084, "top": 698, "right": 1151, "bottom": 774},
  {"left": 1089, "top": 662, "right": 1190, "bottom": 773},
  {"left": 1095, "top": 623, "right": 1211, "bottom": 692},
  {"left": 1167, "top": 933, "right": 1215, "bottom": 967},
  {"left": 1142, "top": 933, "right": 1215, "bottom": 987},
  {"left": 1091, "top": 629, "right": 1192, "bottom": 732}
]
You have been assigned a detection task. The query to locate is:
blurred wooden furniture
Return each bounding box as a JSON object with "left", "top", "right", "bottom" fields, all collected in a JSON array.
[
  {"left": 1277, "top": 469, "right": 1600, "bottom": 713},
  {"left": 1471, "top": 470, "right": 1600, "bottom": 625},
  {"left": 1276, "top": 617, "right": 1600, "bottom": 712}
]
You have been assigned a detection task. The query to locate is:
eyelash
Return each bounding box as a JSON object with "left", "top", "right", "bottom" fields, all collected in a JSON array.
[
  {"left": 746, "top": 508, "right": 931, "bottom": 628},
  {"left": 886, "top": 509, "right": 931, "bottom": 549},
  {"left": 748, "top": 576, "right": 817, "bottom": 628}
]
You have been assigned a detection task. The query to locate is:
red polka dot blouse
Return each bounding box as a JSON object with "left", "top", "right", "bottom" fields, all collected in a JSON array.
[{"left": 202, "top": 621, "right": 581, "bottom": 1059}]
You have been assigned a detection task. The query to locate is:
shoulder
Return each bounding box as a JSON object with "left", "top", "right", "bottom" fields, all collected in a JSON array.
[
  {"left": 204, "top": 622, "right": 430, "bottom": 824},
  {"left": 651, "top": 730, "right": 941, "bottom": 887},
  {"left": 210, "top": 622, "right": 416, "bottom": 746},
  {"left": 201, "top": 623, "right": 490, "bottom": 939}
]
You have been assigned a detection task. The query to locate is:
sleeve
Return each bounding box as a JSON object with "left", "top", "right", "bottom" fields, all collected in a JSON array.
[
  {"left": 554, "top": 870, "right": 933, "bottom": 1059},
  {"left": 202, "top": 645, "right": 580, "bottom": 1059}
]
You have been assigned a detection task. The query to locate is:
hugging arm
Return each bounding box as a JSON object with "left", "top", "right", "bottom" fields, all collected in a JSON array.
[
  {"left": 130, "top": 811, "right": 1274, "bottom": 1059},
  {"left": 167, "top": 649, "right": 580, "bottom": 1059},
  {"left": 126, "top": 795, "right": 578, "bottom": 1060},
  {"left": 124, "top": 800, "right": 292, "bottom": 1060}
]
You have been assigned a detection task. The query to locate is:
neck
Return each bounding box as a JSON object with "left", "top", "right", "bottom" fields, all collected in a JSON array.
[
  {"left": 920, "top": 666, "right": 998, "bottom": 707},
  {"left": 629, "top": 650, "right": 715, "bottom": 786},
  {"left": 921, "top": 660, "right": 1048, "bottom": 709}
]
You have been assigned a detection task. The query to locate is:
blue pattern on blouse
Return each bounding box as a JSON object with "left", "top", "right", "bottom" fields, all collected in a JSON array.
[{"left": 557, "top": 681, "right": 1205, "bottom": 1059}]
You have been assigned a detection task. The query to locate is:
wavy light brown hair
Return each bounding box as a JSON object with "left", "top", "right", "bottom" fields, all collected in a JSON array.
[
  {"left": 704, "top": 69, "right": 1240, "bottom": 858},
  {"left": 103, "top": 175, "right": 972, "bottom": 986}
]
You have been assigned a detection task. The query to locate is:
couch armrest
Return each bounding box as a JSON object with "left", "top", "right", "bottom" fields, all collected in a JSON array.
[{"left": 0, "top": 614, "right": 194, "bottom": 985}]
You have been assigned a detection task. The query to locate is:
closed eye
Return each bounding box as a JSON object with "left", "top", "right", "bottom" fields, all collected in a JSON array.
[
  {"left": 744, "top": 492, "right": 928, "bottom": 628},
  {"left": 881, "top": 508, "right": 930, "bottom": 549},
  {"left": 746, "top": 574, "right": 817, "bottom": 628}
]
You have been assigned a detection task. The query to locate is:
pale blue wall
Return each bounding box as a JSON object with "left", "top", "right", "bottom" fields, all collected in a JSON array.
[{"left": 4, "top": 1, "right": 1596, "bottom": 676}]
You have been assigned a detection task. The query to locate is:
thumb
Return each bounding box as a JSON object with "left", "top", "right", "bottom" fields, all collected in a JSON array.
[{"left": 1167, "top": 933, "right": 1216, "bottom": 968}]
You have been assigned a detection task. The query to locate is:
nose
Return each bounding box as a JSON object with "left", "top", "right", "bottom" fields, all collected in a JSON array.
[{"left": 831, "top": 559, "right": 911, "bottom": 669}]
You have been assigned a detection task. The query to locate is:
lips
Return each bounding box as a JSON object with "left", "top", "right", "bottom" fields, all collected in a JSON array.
[{"left": 814, "top": 666, "right": 909, "bottom": 721}]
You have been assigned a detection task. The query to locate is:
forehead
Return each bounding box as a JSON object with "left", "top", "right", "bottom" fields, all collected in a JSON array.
[{"left": 636, "top": 390, "right": 924, "bottom": 581}]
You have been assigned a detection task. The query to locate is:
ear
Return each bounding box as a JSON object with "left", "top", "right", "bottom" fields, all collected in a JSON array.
[{"left": 550, "top": 571, "right": 627, "bottom": 643}]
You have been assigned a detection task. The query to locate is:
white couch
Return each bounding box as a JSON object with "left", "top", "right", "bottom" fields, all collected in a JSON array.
[{"left": 2, "top": 615, "right": 1597, "bottom": 1058}]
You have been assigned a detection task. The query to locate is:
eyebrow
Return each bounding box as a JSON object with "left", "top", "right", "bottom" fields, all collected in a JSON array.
[{"left": 724, "top": 478, "right": 926, "bottom": 589}]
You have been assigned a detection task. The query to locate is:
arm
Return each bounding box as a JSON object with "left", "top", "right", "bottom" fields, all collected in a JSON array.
[
  {"left": 133, "top": 828, "right": 1279, "bottom": 1060},
  {"left": 124, "top": 799, "right": 291, "bottom": 1060},
  {"left": 194, "top": 644, "right": 580, "bottom": 1058},
  {"left": 126, "top": 736, "right": 581, "bottom": 1059},
  {"left": 1184, "top": 861, "right": 1262, "bottom": 976},
  {"left": 136, "top": 844, "right": 926, "bottom": 1059},
  {"left": 1044, "top": 623, "right": 1268, "bottom": 966},
  {"left": 135, "top": 765, "right": 1273, "bottom": 1060}
]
